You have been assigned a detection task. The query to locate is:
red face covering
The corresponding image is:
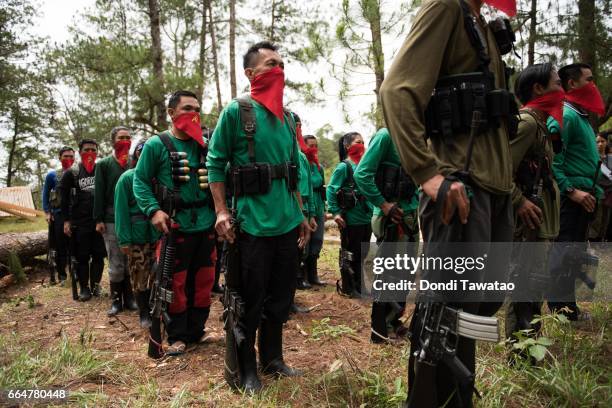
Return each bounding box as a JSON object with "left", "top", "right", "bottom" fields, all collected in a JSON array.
[
  {"left": 565, "top": 82, "right": 606, "bottom": 116},
  {"left": 347, "top": 143, "right": 365, "bottom": 164},
  {"left": 173, "top": 111, "right": 205, "bottom": 147},
  {"left": 114, "top": 140, "right": 131, "bottom": 168},
  {"left": 305, "top": 146, "right": 320, "bottom": 167},
  {"left": 484, "top": 0, "right": 516, "bottom": 16},
  {"left": 524, "top": 89, "right": 565, "bottom": 128},
  {"left": 250, "top": 66, "right": 285, "bottom": 123},
  {"left": 60, "top": 158, "right": 74, "bottom": 170},
  {"left": 81, "top": 152, "right": 96, "bottom": 173}
]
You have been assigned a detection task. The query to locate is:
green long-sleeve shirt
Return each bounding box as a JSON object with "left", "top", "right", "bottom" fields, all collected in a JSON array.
[
  {"left": 510, "top": 111, "right": 560, "bottom": 239},
  {"left": 298, "top": 151, "right": 315, "bottom": 217},
  {"left": 133, "top": 132, "right": 215, "bottom": 233},
  {"left": 94, "top": 155, "right": 128, "bottom": 223},
  {"left": 207, "top": 99, "right": 304, "bottom": 237},
  {"left": 114, "top": 169, "right": 160, "bottom": 246},
  {"left": 310, "top": 163, "right": 325, "bottom": 217},
  {"left": 327, "top": 160, "right": 373, "bottom": 226},
  {"left": 354, "top": 128, "right": 419, "bottom": 217},
  {"left": 548, "top": 102, "right": 603, "bottom": 198},
  {"left": 379, "top": 0, "right": 512, "bottom": 194}
]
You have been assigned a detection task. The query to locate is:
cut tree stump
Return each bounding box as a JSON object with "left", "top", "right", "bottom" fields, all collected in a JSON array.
[{"left": 0, "top": 231, "right": 48, "bottom": 266}]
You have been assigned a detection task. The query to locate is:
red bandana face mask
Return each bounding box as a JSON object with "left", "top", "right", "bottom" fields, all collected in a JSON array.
[
  {"left": 305, "top": 146, "right": 320, "bottom": 167},
  {"left": 347, "top": 144, "right": 365, "bottom": 164},
  {"left": 173, "top": 111, "right": 205, "bottom": 147},
  {"left": 524, "top": 89, "right": 565, "bottom": 129},
  {"left": 565, "top": 82, "right": 606, "bottom": 116},
  {"left": 250, "top": 66, "right": 285, "bottom": 123},
  {"left": 81, "top": 152, "right": 97, "bottom": 173},
  {"left": 61, "top": 158, "right": 74, "bottom": 170},
  {"left": 114, "top": 140, "right": 131, "bottom": 168},
  {"left": 484, "top": 0, "right": 516, "bottom": 16}
]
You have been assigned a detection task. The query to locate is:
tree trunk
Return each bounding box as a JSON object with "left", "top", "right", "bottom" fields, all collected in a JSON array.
[
  {"left": 0, "top": 231, "right": 48, "bottom": 265},
  {"left": 147, "top": 0, "right": 167, "bottom": 130},
  {"left": 269, "top": 0, "right": 277, "bottom": 42},
  {"left": 207, "top": 1, "right": 223, "bottom": 112},
  {"left": 196, "top": 0, "right": 208, "bottom": 103},
  {"left": 577, "top": 0, "right": 596, "bottom": 77},
  {"left": 364, "top": 0, "right": 385, "bottom": 129},
  {"left": 527, "top": 0, "right": 537, "bottom": 65},
  {"left": 6, "top": 109, "right": 18, "bottom": 187},
  {"left": 229, "top": 0, "right": 237, "bottom": 98}
]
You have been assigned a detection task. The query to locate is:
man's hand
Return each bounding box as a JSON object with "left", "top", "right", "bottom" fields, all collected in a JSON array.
[
  {"left": 215, "top": 209, "right": 235, "bottom": 243},
  {"left": 568, "top": 189, "right": 596, "bottom": 213},
  {"left": 381, "top": 202, "right": 403, "bottom": 224},
  {"left": 95, "top": 222, "right": 106, "bottom": 234},
  {"left": 333, "top": 214, "right": 346, "bottom": 229},
  {"left": 517, "top": 199, "right": 543, "bottom": 230},
  {"left": 423, "top": 174, "right": 470, "bottom": 225},
  {"left": 63, "top": 221, "right": 72, "bottom": 237},
  {"left": 151, "top": 210, "right": 170, "bottom": 234},
  {"left": 309, "top": 217, "right": 318, "bottom": 232},
  {"left": 298, "top": 219, "right": 311, "bottom": 249},
  {"left": 421, "top": 174, "right": 446, "bottom": 201},
  {"left": 45, "top": 212, "right": 52, "bottom": 224},
  {"left": 120, "top": 246, "right": 131, "bottom": 256}
]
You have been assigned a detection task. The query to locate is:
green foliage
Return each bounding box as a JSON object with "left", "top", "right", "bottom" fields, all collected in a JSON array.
[
  {"left": 310, "top": 317, "right": 356, "bottom": 340},
  {"left": 8, "top": 251, "right": 25, "bottom": 283}
]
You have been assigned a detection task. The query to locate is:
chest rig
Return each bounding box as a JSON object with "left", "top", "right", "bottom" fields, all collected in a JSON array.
[
  {"left": 375, "top": 164, "right": 417, "bottom": 203},
  {"left": 424, "top": 0, "right": 518, "bottom": 141},
  {"left": 228, "top": 96, "right": 298, "bottom": 197},
  {"left": 336, "top": 160, "right": 367, "bottom": 211}
]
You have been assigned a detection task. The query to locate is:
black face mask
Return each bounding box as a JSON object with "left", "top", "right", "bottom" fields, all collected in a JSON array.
[{"left": 490, "top": 17, "right": 515, "bottom": 55}]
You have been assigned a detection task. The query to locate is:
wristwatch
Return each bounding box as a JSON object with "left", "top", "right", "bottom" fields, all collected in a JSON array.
[{"left": 565, "top": 187, "right": 576, "bottom": 195}]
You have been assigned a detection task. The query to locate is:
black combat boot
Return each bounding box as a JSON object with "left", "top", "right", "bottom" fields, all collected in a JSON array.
[
  {"left": 238, "top": 333, "right": 262, "bottom": 393},
  {"left": 90, "top": 259, "right": 104, "bottom": 297},
  {"left": 122, "top": 279, "right": 138, "bottom": 311},
  {"left": 78, "top": 263, "right": 92, "bottom": 301},
  {"left": 107, "top": 282, "right": 123, "bottom": 316},
  {"left": 137, "top": 290, "right": 152, "bottom": 328},
  {"left": 370, "top": 302, "right": 389, "bottom": 344},
  {"left": 296, "top": 262, "right": 311, "bottom": 290},
  {"left": 306, "top": 256, "right": 325, "bottom": 286},
  {"left": 56, "top": 258, "right": 67, "bottom": 284},
  {"left": 258, "top": 319, "right": 302, "bottom": 377}
]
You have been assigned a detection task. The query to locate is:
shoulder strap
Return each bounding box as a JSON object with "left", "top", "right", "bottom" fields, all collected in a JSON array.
[
  {"left": 343, "top": 159, "right": 355, "bottom": 188},
  {"left": 158, "top": 132, "right": 178, "bottom": 155},
  {"left": 236, "top": 96, "right": 257, "bottom": 163},
  {"left": 460, "top": 0, "right": 492, "bottom": 78}
]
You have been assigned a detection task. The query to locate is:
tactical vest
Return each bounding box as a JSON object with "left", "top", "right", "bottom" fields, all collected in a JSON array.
[
  {"left": 227, "top": 96, "right": 298, "bottom": 197},
  {"left": 424, "top": 0, "right": 518, "bottom": 140},
  {"left": 48, "top": 168, "right": 64, "bottom": 209},
  {"left": 375, "top": 164, "right": 417, "bottom": 202},
  {"left": 336, "top": 160, "right": 366, "bottom": 210}
]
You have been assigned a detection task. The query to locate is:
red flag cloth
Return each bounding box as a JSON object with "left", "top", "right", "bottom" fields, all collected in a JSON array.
[
  {"left": 81, "top": 152, "right": 96, "bottom": 173},
  {"left": 114, "top": 140, "right": 131, "bottom": 168},
  {"left": 565, "top": 82, "right": 606, "bottom": 116},
  {"left": 524, "top": 89, "right": 565, "bottom": 129},
  {"left": 484, "top": 0, "right": 516, "bottom": 16},
  {"left": 61, "top": 158, "right": 74, "bottom": 170},
  {"left": 173, "top": 111, "right": 205, "bottom": 147},
  {"left": 347, "top": 144, "right": 365, "bottom": 164},
  {"left": 250, "top": 66, "right": 285, "bottom": 123}
]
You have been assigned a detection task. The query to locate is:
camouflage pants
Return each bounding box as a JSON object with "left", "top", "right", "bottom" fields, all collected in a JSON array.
[{"left": 127, "top": 243, "right": 155, "bottom": 292}]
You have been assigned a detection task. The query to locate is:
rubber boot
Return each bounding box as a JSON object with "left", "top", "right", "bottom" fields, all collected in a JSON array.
[
  {"left": 90, "top": 258, "right": 104, "bottom": 297},
  {"left": 56, "top": 258, "right": 67, "bottom": 284},
  {"left": 258, "top": 319, "right": 302, "bottom": 377},
  {"left": 137, "top": 290, "right": 152, "bottom": 329},
  {"left": 78, "top": 262, "right": 92, "bottom": 301},
  {"left": 296, "top": 262, "right": 311, "bottom": 290},
  {"left": 306, "top": 256, "right": 324, "bottom": 286},
  {"left": 122, "top": 279, "right": 138, "bottom": 311},
  {"left": 49, "top": 267, "right": 57, "bottom": 285},
  {"left": 107, "top": 282, "right": 123, "bottom": 316},
  {"left": 371, "top": 302, "right": 389, "bottom": 343},
  {"left": 238, "top": 333, "right": 262, "bottom": 393}
]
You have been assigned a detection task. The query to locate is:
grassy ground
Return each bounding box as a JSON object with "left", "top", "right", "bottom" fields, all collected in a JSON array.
[
  {"left": 0, "top": 216, "right": 47, "bottom": 233},
  {"left": 0, "top": 241, "right": 610, "bottom": 407}
]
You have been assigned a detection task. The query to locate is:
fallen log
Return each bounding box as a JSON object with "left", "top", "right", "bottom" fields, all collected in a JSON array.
[{"left": 0, "top": 231, "right": 48, "bottom": 265}]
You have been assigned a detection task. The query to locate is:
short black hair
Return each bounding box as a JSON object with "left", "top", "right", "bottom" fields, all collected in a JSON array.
[
  {"left": 514, "top": 63, "right": 555, "bottom": 105},
  {"left": 78, "top": 138, "right": 98, "bottom": 151},
  {"left": 110, "top": 126, "right": 130, "bottom": 143},
  {"left": 338, "top": 132, "right": 361, "bottom": 161},
  {"left": 168, "top": 90, "right": 198, "bottom": 109},
  {"left": 243, "top": 41, "right": 278, "bottom": 69},
  {"left": 303, "top": 134, "right": 317, "bottom": 143},
  {"left": 558, "top": 63, "right": 591, "bottom": 91},
  {"left": 58, "top": 146, "right": 74, "bottom": 157}
]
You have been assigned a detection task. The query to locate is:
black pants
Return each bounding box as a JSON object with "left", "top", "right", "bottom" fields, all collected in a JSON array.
[
  {"left": 50, "top": 213, "right": 69, "bottom": 279},
  {"left": 72, "top": 224, "right": 106, "bottom": 289},
  {"left": 238, "top": 228, "right": 299, "bottom": 337},
  {"left": 341, "top": 224, "right": 372, "bottom": 293},
  {"left": 166, "top": 228, "right": 216, "bottom": 344},
  {"left": 547, "top": 197, "right": 589, "bottom": 320},
  {"left": 408, "top": 186, "right": 513, "bottom": 408}
]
